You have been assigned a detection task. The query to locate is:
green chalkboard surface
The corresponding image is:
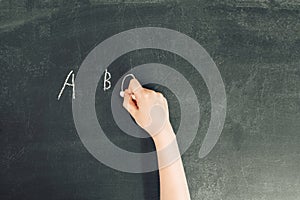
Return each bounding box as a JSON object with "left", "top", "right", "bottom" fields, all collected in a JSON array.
[{"left": 1, "top": 0, "right": 300, "bottom": 200}]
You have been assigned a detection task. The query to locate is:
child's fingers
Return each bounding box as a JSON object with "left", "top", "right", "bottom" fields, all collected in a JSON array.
[
  {"left": 122, "top": 90, "right": 138, "bottom": 117},
  {"left": 128, "top": 79, "right": 143, "bottom": 98}
]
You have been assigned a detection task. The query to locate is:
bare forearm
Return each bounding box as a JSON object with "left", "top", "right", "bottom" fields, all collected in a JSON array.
[{"left": 153, "top": 123, "right": 191, "bottom": 200}]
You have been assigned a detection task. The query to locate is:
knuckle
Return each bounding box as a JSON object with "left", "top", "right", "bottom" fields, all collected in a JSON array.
[
  {"left": 157, "top": 92, "right": 163, "bottom": 97},
  {"left": 144, "top": 89, "right": 153, "bottom": 97},
  {"left": 156, "top": 92, "right": 164, "bottom": 99}
]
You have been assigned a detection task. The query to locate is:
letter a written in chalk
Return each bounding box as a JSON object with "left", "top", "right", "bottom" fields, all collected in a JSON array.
[{"left": 57, "top": 70, "right": 75, "bottom": 100}]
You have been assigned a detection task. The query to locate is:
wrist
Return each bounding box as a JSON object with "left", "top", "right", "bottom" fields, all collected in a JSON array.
[{"left": 152, "top": 122, "right": 176, "bottom": 150}]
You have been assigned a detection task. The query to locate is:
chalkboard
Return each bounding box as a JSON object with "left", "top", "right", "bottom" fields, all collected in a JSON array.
[{"left": 1, "top": 0, "right": 300, "bottom": 200}]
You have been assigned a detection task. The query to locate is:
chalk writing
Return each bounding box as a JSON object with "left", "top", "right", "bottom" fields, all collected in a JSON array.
[
  {"left": 103, "top": 69, "right": 111, "bottom": 91},
  {"left": 57, "top": 70, "right": 75, "bottom": 100}
]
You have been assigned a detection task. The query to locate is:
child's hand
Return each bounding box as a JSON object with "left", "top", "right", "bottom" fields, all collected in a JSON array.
[{"left": 122, "top": 78, "right": 170, "bottom": 137}]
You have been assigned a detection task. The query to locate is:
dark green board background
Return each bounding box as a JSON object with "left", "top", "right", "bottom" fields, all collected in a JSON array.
[{"left": 1, "top": 0, "right": 300, "bottom": 199}]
